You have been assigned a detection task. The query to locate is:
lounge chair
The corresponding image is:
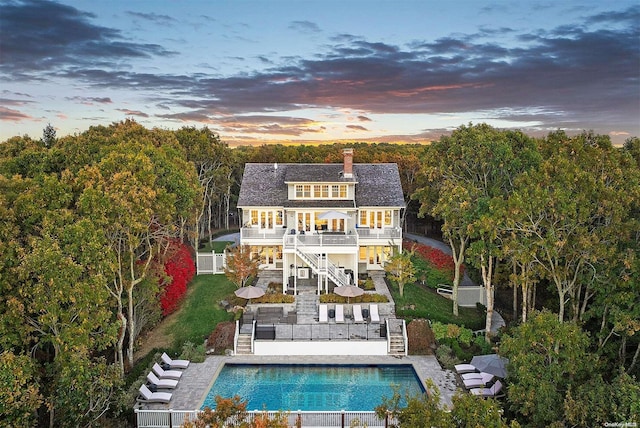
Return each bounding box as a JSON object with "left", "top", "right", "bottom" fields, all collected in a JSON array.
[
  {"left": 454, "top": 363, "right": 478, "bottom": 374},
  {"left": 335, "top": 305, "right": 345, "bottom": 323},
  {"left": 138, "top": 384, "right": 172, "bottom": 403},
  {"left": 369, "top": 304, "right": 380, "bottom": 323},
  {"left": 463, "top": 372, "right": 494, "bottom": 389},
  {"left": 146, "top": 371, "right": 178, "bottom": 389},
  {"left": 152, "top": 363, "right": 182, "bottom": 380},
  {"left": 353, "top": 305, "right": 364, "bottom": 323},
  {"left": 461, "top": 371, "right": 492, "bottom": 380},
  {"left": 161, "top": 352, "right": 190, "bottom": 369},
  {"left": 319, "top": 304, "right": 328, "bottom": 323},
  {"left": 470, "top": 380, "right": 504, "bottom": 398}
]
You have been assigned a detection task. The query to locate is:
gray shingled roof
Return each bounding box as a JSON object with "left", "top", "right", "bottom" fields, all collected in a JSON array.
[{"left": 237, "top": 163, "right": 405, "bottom": 208}]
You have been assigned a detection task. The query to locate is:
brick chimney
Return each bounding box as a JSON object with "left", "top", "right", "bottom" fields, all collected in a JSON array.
[{"left": 343, "top": 148, "right": 353, "bottom": 178}]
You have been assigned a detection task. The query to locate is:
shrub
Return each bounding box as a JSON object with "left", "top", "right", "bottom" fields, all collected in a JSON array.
[
  {"left": 407, "top": 319, "right": 435, "bottom": 355},
  {"left": 160, "top": 240, "right": 196, "bottom": 316},
  {"left": 403, "top": 239, "right": 464, "bottom": 283},
  {"left": 435, "top": 344, "right": 460, "bottom": 370},
  {"left": 179, "top": 341, "right": 205, "bottom": 363},
  {"left": 319, "top": 293, "right": 388, "bottom": 303},
  {"left": 206, "top": 321, "right": 235, "bottom": 355},
  {"left": 252, "top": 294, "right": 295, "bottom": 304}
]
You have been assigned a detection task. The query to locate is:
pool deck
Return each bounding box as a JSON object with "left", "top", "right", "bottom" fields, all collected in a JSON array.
[{"left": 141, "top": 354, "right": 458, "bottom": 411}]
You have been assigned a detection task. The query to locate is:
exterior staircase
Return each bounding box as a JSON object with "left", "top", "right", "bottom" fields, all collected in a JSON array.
[
  {"left": 295, "top": 294, "right": 319, "bottom": 324},
  {"left": 294, "top": 245, "right": 351, "bottom": 288},
  {"left": 236, "top": 333, "right": 253, "bottom": 355},
  {"left": 388, "top": 333, "right": 405, "bottom": 356}
]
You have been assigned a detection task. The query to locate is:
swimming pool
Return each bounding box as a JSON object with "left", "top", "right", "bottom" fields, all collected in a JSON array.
[{"left": 201, "top": 364, "right": 425, "bottom": 411}]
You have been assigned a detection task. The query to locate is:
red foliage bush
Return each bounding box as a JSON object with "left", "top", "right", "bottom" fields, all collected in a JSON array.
[
  {"left": 160, "top": 240, "right": 195, "bottom": 316},
  {"left": 403, "top": 239, "right": 464, "bottom": 278}
]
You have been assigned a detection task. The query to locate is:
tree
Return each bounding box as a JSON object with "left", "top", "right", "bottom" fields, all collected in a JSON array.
[
  {"left": 500, "top": 310, "right": 596, "bottom": 426},
  {"left": 375, "top": 381, "right": 451, "bottom": 428},
  {"left": 414, "top": 123, "right": 540, "bottom": 334},
  {"left": 224, "top": 245, "right": 259, "bottom": 288},
  {"left": 504, "top": 132, "right": 639, "bottom": 322},
  {"left": 182, "top": 395, "right": 290, "bottom": 428},
  {"left": 450, "top": 392, "right": 518, "bottom": 428},
  {"left": 384, "top": 249, "right": 416, "bottom": 297},
  {"left": 0, "top": 351, "right": 42, "bottom": 428},
  {"left": 41, "top": 123, "right": 56, "bottom": 148}
]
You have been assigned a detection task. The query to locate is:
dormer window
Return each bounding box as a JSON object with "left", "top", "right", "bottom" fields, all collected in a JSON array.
[{"left": 293, "top": 183, "right": 348, "bottom": 199}]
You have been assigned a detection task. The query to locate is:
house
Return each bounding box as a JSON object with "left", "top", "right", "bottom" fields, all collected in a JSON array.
[{"left": 236, "top": 148, "right": 405, "bottom": 294}]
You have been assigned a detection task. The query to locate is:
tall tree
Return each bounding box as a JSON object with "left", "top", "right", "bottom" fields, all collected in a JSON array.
[{"left": 505, "top": 131, "right": 639, "bottom": 321}]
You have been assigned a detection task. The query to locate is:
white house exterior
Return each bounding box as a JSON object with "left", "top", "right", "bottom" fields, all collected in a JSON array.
[{"left": 236, "top": 149, "right": 405, "bottom": 294}]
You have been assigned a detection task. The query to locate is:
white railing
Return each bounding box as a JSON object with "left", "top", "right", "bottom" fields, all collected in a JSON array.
[
  {"left": 292, "top": 236, "right": 351, "bottom": 288},
  {"left": 251, "top": 319, "right": 256, "bottom": 354},
  {"left": 241, "top": 227, "right": 288, "bottom": 240},
  {"left": 136, "top": 409, "right": 397, "bottom": 428},
  {"left": 283, "top": 233, "right": 358, "bottom": 248},
  {"left": 386, "top": 318, "right": 391, "bottom": 354},
  {"left": 356, "top": 227, "right": 401, "bottom": 239},
  {"left": 402, "top": 319, "right": 408, "bottom": 356},
  {"left": 233, "top": 319, "right": 239, "bottom": 355}
]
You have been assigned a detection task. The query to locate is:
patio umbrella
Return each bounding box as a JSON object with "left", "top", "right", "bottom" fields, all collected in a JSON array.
[
  {"left": 470, "top": 354, "right": 509, "bottom": 378},
  {"left": 317, "top": 210, "right": 350, "bottom": 220},
  {"left": 334, "top": 285, "right": 364, "bottom": 303},
  {"left": 234, "top": 286, "right": 265, "bottom": 304}
]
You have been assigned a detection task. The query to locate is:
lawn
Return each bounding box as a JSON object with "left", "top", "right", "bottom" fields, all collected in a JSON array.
[
  {"left": 198, "top": 240, "right": 233, "bottom": 252},
  {"left": 167, "top": 273, "right": 236, "bottom": 349},
  {"left": 391, "top": 281, "right": 484, "bottom": 330}
]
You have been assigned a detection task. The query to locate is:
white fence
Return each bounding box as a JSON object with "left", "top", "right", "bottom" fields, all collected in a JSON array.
[
  {"left": 437, "top": 285, "right": 486, "bottom": 307},
  {"left": 196, "top": 252, "right": 226, "bottom": 275},
  {"left": 135, "top": 409, "right": 397, "bottom": 428}
]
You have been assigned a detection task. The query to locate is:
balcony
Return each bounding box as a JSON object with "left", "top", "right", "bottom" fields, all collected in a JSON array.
[
  {"left": 240, "top": 227, "right": 288, "bottom": 240},
  {"left": 283, "top": 233, "right": 358, "bottom": 249},
  {"left": 356, "top": 227, "right": 402, "bottom": 240}
]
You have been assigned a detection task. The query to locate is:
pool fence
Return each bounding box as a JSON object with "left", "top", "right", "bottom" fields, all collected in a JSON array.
[{"left": 135, "top": 409, "right": 399, "bottom": 428}]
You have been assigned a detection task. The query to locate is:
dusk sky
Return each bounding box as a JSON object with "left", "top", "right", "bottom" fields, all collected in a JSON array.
[{"left": 1, "top": 0, "right": 638, "bottom": 146}]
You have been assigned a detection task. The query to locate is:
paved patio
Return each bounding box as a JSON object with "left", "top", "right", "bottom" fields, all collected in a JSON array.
[{"left": 139, "top": 354, "right": 458, "bottom": 412}]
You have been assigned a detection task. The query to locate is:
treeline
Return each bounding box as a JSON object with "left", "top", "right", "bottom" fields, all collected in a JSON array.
[{"left": 0, "top": 119, "right": 638, "bottom": 427}]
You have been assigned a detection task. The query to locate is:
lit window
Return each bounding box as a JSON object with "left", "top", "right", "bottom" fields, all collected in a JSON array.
[
  {"left": 331, "top": 185, "right": 339, "bottom": 197},
  {"left": 384, "top": 210, "right": 392, "bottom": 225},
  {"left": 360, "top": 210, "right": 368, "bottom": 225},
  {"left": 295, "top": 185, "right": 303, "bottom": 198},
  {"left": 303, "top": 185, "right": 311, "bottom": 198},
  {"left": 321, "top": 185, "right": 329, "bottom": 198},
  {"left": 339, "top": 185, "right": 347, "bottom": 198},
  {"left": 250, "top": 210, "right": 258, "bottom": 225}
]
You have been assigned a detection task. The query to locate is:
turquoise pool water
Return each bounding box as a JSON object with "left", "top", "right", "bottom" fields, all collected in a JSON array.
[{"left": 201, "top": 364, "right": 425, "bottom": 411}]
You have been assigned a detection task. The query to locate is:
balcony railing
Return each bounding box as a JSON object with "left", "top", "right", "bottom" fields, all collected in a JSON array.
[
  {"left": 355, "top": 227, "right": 401, "bottom": 240},
  {"left": 283, "top": 233, "right": 358, "bottom": 248},
  {"left": 241, "top": 227, "right": 288, "bottom": 240}
]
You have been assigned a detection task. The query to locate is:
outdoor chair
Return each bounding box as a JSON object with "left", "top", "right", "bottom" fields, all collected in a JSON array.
[
  {"left": 319, "top": 304, "right": 328, "bottom": 323},
  {"left": 454, "top": 363, "right": 478, "bottom": 375},
  {"left": 146, "top": 371, "right": 178, "bottom": 389},
  {"left": 335, "top": 305, "right": 345, "bottom": 323},
  {"left": 470, "top": 380, "right": 504, "bottom": 398},
  {"left": 353, "top": 305, "right": 364, "bottom": 323},
  {"left": 152, "top": 363, "right": 182, "bottom": 380},
  {"left": 463, "top": 372, "right": 494, "bottom": 389},
  {"left": 161, "top": 352, "right": 189, "bottom": 369},
  {"left": 369, "top": 304, "right": 380, "bottom": 323},
  {"left": 461, "top": 371, "right": 493, "bottom": 380},
  {"left": 138, "top": 384, "right": 172, "bottom": 404}
]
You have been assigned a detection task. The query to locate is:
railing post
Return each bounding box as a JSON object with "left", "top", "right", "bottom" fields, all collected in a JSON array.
[
  {"left": 341, "top": 410, "right": 345, "bottom": 428},
  {"left": 385, "top": 411, "right": 389, "bottom": 428}
]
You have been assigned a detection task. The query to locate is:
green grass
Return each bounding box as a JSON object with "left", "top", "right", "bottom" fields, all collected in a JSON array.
[
  {"left": 198, "top": 240, "right": 233, "bottom": 252},
  {"left": 167, "top": 273, "right": 236, "bottom": 349},
  {"left": 391, "top": 281, "right": 484, "bottom": 330}
]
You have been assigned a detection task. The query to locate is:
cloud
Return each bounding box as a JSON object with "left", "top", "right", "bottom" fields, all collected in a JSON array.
[
  {"left": 65, "top": 96, "right": 113, "bottom": 105},
  {"left": 346, "top": 125, "right": 368, "bottom": 132},
  {"left": 0, "top": 106, "right": 33, "bottom": 122},
  {"left": 117, "top": 108, "right": 149, "bottom": 117},
  {"left": 357, "top": 115, "right": 372, "bottom": 122},
  {"left": 125, "top": 11, "right": 176, "bottom": 26},
  {"left": 0, "top": 0, "right": 176, "bottom": 79},
  {"left": 289, "top": 20, "right": 321, "bottom": 33}
]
